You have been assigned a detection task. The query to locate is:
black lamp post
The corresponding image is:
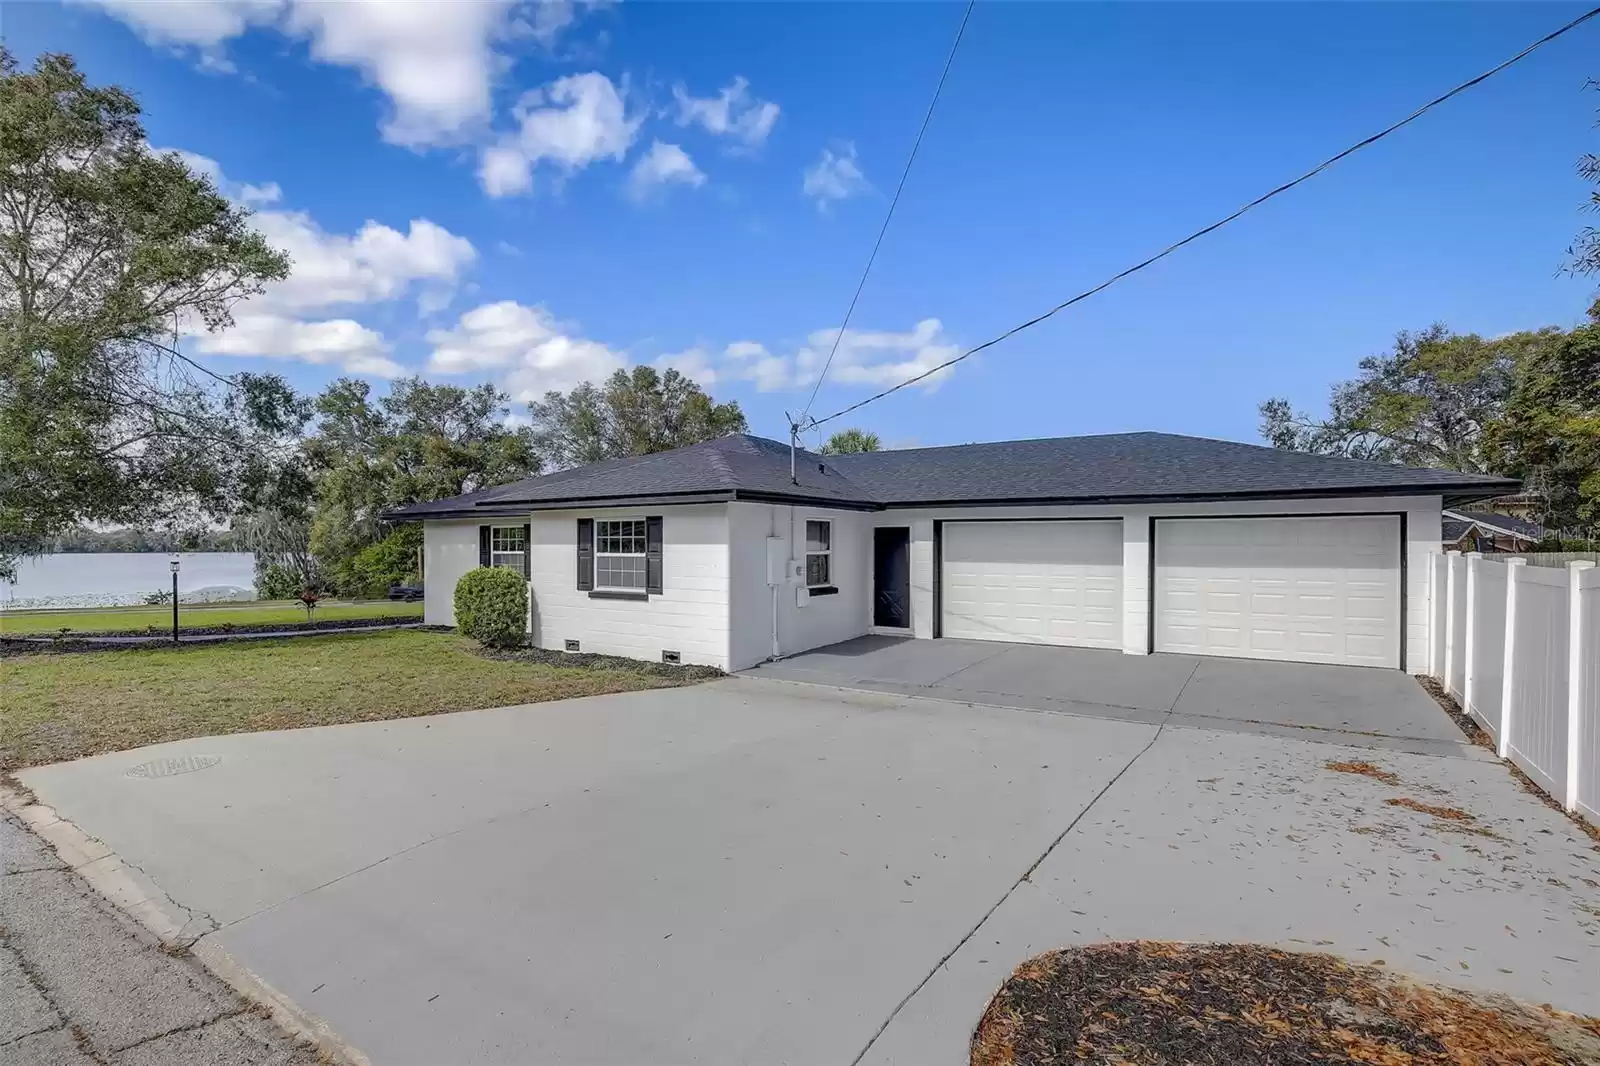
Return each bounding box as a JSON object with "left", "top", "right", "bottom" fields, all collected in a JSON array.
[{"left": 169, "top": 555, "right": 180, "bottom": 644}]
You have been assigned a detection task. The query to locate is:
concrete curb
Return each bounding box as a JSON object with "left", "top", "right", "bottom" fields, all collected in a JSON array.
[{"left": 0, "top": 785, "right": 371, "bottom": 1066}]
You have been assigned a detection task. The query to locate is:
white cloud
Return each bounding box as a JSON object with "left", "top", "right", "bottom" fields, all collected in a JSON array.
[
  {"left": 247, "top": 212, "right": 476, "bottom": 311},
  {"left": 80, "top": 0, "right": 592, "bottom": 147},
  {"left": 802, "top": 143, "right": 869, "bottom": 210},
  {"left": 173, "top": 151, "right": 476, "bottom": 376},
  {"left": 652, "top": 347, "right": 717, "bottom": 385},
  {"left": 671, "top": 77, "right": 779, "bottom": 149},
  {"left": 627, "top": 141, "right": 705, "bottom": 200},
  {"left": 163, "top": 147, "right": 282, "bottom": 205},
  {"left": 801, "top": 319, "right": 960, "bottom": 388},
  {"left": 77, "top": 0, "right": 282, "bottom": 50},
  {"left": 191, "top": 314, "right": 404, "bottom": 378},
  {"left": 724, "top": 319, "right": 960, "bottom": 393},
  {"left": 517, "top": 0, "right": 579, "bottom": 45},
  {"left": 478, "top": 72, "right": 640, "bottom": 196},
  {"left": 284, "top": 0, "right": 515, "bottom": 147},
  {"left": 426, "top": 301, "right": 626, "bottom": 398},
  {"left": 723, "top": 340, "right": 768, "bottom": 360}
]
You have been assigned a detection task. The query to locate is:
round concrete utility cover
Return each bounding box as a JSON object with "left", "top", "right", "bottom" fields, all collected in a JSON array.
[{"left": 124, "top": 755, "right": 222, "bottom": 779}]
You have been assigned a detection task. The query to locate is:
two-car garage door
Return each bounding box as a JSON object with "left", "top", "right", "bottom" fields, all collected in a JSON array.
[
  {"left": 1153, "top": 515, "right": 1402, "bottom": 669},
  {"left": 939, "top": 515, "right": 1403, "bottom": 668}
]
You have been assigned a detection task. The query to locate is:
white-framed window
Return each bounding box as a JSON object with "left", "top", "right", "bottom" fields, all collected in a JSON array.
[
  {"left": 595, "top": 518, "right": 648, "bottom": 591},
  {"left": 490, "top": 526, "right": 526, "bottom": 572},
  {"left": 804, "top": 519, "right": 832, "bottom": 588}
]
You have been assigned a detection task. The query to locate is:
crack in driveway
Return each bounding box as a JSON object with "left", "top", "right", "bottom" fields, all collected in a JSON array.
[{"left": 846, "top": 715, "right": 1171, "bottom": 1066}]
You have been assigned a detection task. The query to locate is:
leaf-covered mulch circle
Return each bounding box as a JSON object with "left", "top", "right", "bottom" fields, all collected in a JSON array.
[{"left": 972, "top": 942, "right": 1600, "bottom": 1066}]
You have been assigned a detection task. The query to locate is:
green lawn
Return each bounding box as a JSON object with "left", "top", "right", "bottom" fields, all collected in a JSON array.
[
  {"left": 0, "top": 599, "right": 422, "bottom": 635},
  {"left": 0, "top": 630, "right": 699, "bottom": 770}
]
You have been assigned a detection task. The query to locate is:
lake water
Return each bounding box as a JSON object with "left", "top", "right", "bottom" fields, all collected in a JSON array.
[{"left": 0, "top": 552, "right": 257, "bottom": 609}]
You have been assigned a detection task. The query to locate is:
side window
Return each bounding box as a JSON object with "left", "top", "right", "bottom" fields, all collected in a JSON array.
[
  {"left": 805, "top": 520, "right": 831, "bottom": 588},
  {"left": 594, "top": 519, "right": 648, "bottom": 591},
  {"left": 490, "top": 526, "right": 527, "bottom": 571}
]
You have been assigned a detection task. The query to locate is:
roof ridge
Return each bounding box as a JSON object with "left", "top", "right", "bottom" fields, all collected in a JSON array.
[{"left": 703, "top": 436, "right": 740, "bottom": 485}]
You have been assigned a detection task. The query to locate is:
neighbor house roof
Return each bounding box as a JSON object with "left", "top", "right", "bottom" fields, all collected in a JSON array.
[
  {"left": 1443, "top": 509, "right": 1543, "bottom": 542},
  {"left": 1442, "top": 517, "right": 1475, "bottom": 545},
  {"left": 383, "top": 431, "right": 1521, "bottom": 520}
]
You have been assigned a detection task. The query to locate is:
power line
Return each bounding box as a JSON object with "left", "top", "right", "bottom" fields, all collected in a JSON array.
[
  {"left": 805, "top": 4, "right": 1600, "bottom": 431},
  {"left": 796, "top": 0, "right": 977, "bottom": 430}
]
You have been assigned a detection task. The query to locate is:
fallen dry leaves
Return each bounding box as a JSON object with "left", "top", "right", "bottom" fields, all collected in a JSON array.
[
  {"left": 1327, "top": 760, "right": 1403, "bottom": 786},
  {"left": 971, "top": 942, "right": 1600, "bottom": 1066},
  {"left": 1385, "top": 797, "right": 1476, "bottom": 822}
]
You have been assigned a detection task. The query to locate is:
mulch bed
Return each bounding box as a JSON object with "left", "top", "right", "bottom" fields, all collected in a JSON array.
[
  {"left": 476, "top": 643, "right": 725, "bottom": 681},
  {"left": 972, "top": 942, "right": 1600, "bottom": 1066}
]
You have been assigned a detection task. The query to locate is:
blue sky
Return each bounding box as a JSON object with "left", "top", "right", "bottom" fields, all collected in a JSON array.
[{"left": 10, "top": 1, "right": 1598, "bottom": 450}]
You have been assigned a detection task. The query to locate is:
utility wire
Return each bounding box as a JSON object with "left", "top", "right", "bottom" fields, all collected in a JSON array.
[
  {"left": 806, "top": 4, "right": 1600, "bottom": 431},
  {"left": 796, "top": 0, "right": 977, "bottom": 429}
]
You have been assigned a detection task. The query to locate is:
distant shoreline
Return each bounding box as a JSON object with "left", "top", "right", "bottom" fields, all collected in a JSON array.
[{"left": 0, "top": 587, "right": 256, "bottom": 612}]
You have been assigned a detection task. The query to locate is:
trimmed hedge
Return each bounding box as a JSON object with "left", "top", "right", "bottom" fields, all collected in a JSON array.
[{"left": 454, "top": 566, "right": 528, "bottom": 648}]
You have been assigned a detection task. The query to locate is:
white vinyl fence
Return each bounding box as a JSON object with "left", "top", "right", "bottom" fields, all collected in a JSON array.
[{"left": 1427, "top": 550, "right": 1599, "bottom": 826}]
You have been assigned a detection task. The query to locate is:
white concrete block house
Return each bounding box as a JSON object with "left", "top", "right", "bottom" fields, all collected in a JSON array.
[{"left": 386, "top": 432, "right": 1517, "bottom": 674}]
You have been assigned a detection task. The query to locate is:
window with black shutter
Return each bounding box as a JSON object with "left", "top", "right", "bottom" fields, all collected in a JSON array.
[
  {"left": 645, "top": 516, "right": 663, "bottom": 594},
  {"left": 576, "top": 518, "right": 594, "bottom": 591}
]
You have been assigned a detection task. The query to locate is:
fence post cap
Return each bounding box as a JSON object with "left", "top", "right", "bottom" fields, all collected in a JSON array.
[
  {"left": 1506, "top": 557, "right": 1528, "bottom": 566},
  {"left": 1465, "top": 551, "right": 1483, "bottom": 559},
  {"left": 1569, "top": 559, "right": 1596, "bottom": 571},
  {"left": 1445, "top": 549, "right": 1463, "bottom": 557}
]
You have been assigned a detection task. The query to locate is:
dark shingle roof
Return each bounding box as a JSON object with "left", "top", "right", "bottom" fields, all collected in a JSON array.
[
  {"left": 384, "top": 431, "right": 1519, "bottom": 519},
  {"left": 385, "top": 435, "right": 873, "bottom": 518},
  {"left": 826, "top": 432, "right": 1517, "bottom": 505},
  {"left": 1442, "top": 517, "right": 1474, "bottom": 544},
  {"left": 1447, "top": 509, "right": 1543, "bottom": 541}
]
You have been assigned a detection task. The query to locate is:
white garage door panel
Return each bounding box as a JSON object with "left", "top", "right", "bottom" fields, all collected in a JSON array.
[
  {"left": 942, "top": 521, "right": 1123, "bottom": 648},
  {"left": 1155, "top": 516, "right": 1401, "bottom": 669}
]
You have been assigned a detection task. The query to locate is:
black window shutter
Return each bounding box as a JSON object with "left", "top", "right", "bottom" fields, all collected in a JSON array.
[
  {"left": 646, "top": 516, "right": 664, "bottom": 594},
  {"left": 479, "top": 526, "right": 491, "bottom": 567},
  {"left": 576, "top": 518, "right": 593, "bottom": 591},
  {"left": 521, "top": 523, "right": 532, "bottom": 579}
]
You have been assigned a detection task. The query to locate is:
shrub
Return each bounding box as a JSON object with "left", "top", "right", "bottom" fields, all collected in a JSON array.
[
  {"left": 255, "top": 562, "right": 304, "bottom": 601},
  {"left": 348, "top": 526, "right": 423, "bottom": 599},
  {"left": 454, "top": 566, "right": 528, "bottom": 648}
]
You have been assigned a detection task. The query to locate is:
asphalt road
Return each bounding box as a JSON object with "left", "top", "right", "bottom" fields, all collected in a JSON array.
[{"left": 0, "top": 811, "right": 319, "bottom": 1066}]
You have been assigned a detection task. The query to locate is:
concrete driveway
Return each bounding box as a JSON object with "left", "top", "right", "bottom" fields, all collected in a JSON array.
[
  {"left": 745, "top": 636, "right": 1469, "bottom": 753},
  {"left": 16, "top": 679, "right": 1600, "bottom": 1066}
]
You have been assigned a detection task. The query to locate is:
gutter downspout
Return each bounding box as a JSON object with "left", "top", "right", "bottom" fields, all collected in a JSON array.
[{"left": 769, "top": 505, "right": 782, "bottom": 660}]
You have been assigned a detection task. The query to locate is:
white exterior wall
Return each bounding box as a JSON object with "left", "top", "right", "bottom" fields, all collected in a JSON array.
[
  {"left": 429, "top": 494, "right": 1443, "bottom": 675},
  {"left": 877, "top": 495, "right": 1442, "bottom": 673},
  {"left": 422, "top": 520, "right": 483, "bottom": 627},
  {"left": 530, "top": 505, "right": 731, "bottom": 670},
  {"left": 726, "top": 502, "right": 872, "bottom": 670}
]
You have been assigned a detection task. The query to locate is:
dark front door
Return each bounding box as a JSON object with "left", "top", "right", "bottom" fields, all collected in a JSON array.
[{"left": 873, "top": 527, "right": 911, "bottom": 629}]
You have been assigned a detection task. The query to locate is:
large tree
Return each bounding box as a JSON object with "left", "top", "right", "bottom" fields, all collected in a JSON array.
[
  {"left": 527, "top": 366, "right": 747, "bottom": 469},
  {"left": 1258, "top": 325, "right": 1560, "bottom": 471},
  {"left": 1570, "top": 79, "right": 1599, "bottom": 279},
  {"left": 0, "top": 50, "right": 295, "bottom": 578},
  {"left": 1260, "top": 321, "right": 1597, "bottom": 534},
  {"left": 820, "top": 428, "right": 881, "bottom": 455},
  {"left": 304, "top": 376, "right": 540, "bottom": 593},
  {"left": 1487, "top": 311, "right": 1600, "bottom": 533}
]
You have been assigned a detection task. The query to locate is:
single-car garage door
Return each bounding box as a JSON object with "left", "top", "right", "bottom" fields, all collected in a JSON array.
[
  {"left": 942, "top": 521, "right": 1123, "bottom": 648},
  {"left": 1154, "top": 515, "right": 1401, "bottom": 669}
]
